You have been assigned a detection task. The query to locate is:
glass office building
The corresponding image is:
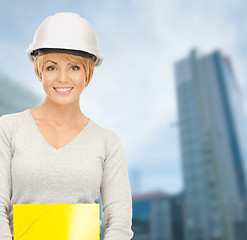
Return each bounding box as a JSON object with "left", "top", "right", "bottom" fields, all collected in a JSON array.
[
  {"left": 174, "top": 49, "right": 247, "bottom": 240},
  {"left": 0, "top": 72, "right": 41, "bottom": 115},
  {"left": 132, "top": 191, "right": 184, "bottom": 240}
]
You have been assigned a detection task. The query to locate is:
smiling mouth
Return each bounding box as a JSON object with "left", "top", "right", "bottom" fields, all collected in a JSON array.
[
  {"left": 53, "top": 87, "right": 73, "bottom": 94},
  {"left": 53, "top": 87, "right": 73, "bottom": 89},
  {"left": 53, "top": 87, "right": 73, "bottom": 90}
]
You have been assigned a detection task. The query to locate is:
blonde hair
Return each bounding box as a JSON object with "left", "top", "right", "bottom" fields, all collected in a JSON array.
[{"left": 33, "top": 52, "right": 95, "bottom": 87}]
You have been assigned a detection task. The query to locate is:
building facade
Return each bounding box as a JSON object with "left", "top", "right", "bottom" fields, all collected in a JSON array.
[
  {"left": 132, "top": 191, "right": 184, "bottom": 240},
  {"left": 0, "top": 72, "right": 41, "bottom": 115},
  {"left": 174, "top": 49, "right": 247, "bottom": 240}
]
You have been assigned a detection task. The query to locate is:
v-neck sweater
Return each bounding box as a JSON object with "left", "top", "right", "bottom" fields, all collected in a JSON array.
[{"left": 0, "top": 109, "right": 134, "bottom": 240}]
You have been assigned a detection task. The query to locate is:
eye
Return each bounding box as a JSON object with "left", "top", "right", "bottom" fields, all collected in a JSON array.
[
  {"left": 46, "top": 66, "right": 56, "bottom": 71},
  {"left": 71, "top": 65, "right": 80, "bottom": 70}
]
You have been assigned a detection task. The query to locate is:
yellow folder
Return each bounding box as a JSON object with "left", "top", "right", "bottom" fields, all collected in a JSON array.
[{"left": 13, "top": 203, "right": 100, "bottom": 240}]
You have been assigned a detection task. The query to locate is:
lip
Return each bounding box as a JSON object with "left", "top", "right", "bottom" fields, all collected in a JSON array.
[{"left": 54, "top": 87, "right": 73, "bottom": 95}]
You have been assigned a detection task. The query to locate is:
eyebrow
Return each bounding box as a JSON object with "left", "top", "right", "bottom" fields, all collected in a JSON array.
[{"left": 44, "top": 60, "right": 74, "bottom": 65}]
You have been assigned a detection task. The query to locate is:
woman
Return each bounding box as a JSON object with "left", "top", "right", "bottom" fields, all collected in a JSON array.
[{"left": 0, "top": 12, "right": 134, "bottom": 240}]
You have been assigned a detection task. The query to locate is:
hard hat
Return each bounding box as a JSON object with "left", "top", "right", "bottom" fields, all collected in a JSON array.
[{"left": 26, "top": 12, "right": 103, "bottom": 67}]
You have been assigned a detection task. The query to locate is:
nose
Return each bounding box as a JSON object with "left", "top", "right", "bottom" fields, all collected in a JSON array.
[{"left": 58, "top": 68, "right": 69, "bottom": 83}]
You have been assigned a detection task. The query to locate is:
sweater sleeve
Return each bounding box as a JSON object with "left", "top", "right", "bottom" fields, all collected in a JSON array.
[
  {"left": 0, "top": 115, "right": 13, "bottom": 240},
  {"left": 100, "top": 132, "right": 134, "bottom": 240}
]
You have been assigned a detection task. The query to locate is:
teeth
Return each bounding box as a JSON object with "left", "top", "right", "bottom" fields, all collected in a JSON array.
[{"left": 54, "top": 87, "right": 73, "bottom": 92}]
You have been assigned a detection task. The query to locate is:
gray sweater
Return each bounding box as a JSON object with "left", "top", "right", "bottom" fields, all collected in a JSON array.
[{"left": 0, "top": 109, "right": 133, "bottom": 240}]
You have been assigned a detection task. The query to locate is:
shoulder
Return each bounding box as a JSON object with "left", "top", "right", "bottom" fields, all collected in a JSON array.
[
  {"left": 90, "top": 119, "right": 121, "bottom": 141},
  {"left": 90, "top": 119, "right": 124, "bottom": 152},
  {"left": 0, "top": 109, "right": 28, "bottom": 138},
  {"left": 1, "top": 109, "right": 27, "bottom": 122}
]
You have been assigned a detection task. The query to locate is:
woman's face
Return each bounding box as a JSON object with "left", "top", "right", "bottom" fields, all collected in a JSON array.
[{"left": 41, "top": 53, "right": 86, "bottom": 106}]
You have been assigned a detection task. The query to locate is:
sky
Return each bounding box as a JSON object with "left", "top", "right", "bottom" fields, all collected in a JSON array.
[{"left": 0, "top": 0, "right": 246, "bottom": 194}]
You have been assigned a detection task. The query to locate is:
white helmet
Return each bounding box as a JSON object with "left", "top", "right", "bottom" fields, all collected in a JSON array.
[{"left": 26, "top": 12, "right": 103, "bottom": 67}]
